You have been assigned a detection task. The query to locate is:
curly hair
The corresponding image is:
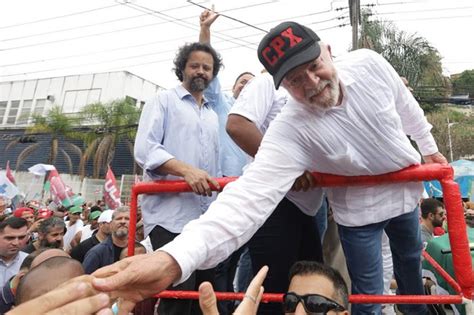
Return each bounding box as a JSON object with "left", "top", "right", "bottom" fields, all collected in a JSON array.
[{"left": 173, "top": 42, "right": 223, "bottom": 82}]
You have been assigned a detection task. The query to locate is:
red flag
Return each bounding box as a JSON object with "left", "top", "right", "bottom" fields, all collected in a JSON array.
[
  {"left": 104, "top": 166, "right": 121, "bottom": 210},
  {"left": 6, "top": 161, "right": 16, "bottom": 185},
  {"left": 47, "top": 169, "right": 74, "bottom": 206}
]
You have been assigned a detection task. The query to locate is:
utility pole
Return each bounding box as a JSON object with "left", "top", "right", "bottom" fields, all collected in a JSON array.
[{"left": 349, "top": 0, "right": 360, "bottom": 50}]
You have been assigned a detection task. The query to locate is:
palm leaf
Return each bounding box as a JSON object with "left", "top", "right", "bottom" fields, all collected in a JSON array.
[
  {"left": 5, "top": 140, "right": 19, "bottom": 153},
  {"left": 16, "top": 143, "right": 40, "bottom": 170},
  {"left": 60, "top": 148, "right": 74, "bottom": 174}
]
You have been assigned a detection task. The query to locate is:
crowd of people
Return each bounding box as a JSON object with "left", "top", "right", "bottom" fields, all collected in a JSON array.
[{"left": 0, "top": 9, "right": 472, "bottom": 315}]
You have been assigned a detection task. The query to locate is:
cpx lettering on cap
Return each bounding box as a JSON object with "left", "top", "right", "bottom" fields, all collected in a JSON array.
[{"left": 257, "top": 21, "right": 321, "bottom": 89}]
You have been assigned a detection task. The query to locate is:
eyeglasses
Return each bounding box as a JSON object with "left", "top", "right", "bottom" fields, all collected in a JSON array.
[{"left": 283, "top": 292, "right": 346, "bottom": 314}]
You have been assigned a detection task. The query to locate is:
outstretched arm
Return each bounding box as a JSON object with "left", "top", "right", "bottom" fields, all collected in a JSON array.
[{"left": 199, "top": 9, "right": 219, "bottom": 44}]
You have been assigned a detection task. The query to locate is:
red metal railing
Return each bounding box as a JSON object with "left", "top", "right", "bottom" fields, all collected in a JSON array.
[{"left": 128, "top": 163, "right": 473, "bottom": 304}]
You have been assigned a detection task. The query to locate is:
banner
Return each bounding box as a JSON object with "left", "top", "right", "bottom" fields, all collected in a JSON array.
[
  {"left": 104, "top": 166, "right": 121, "bottom": 210},
  {"left": 6, "top": 161, "right": 16, "bottom": 185},
  {"left": 0, "top": 172, "right": 20, "bottom": 199}
]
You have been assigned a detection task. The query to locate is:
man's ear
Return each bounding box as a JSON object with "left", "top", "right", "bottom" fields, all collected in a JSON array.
[{"left": 327, "top": 44, "right": 333, "bottom": 58}]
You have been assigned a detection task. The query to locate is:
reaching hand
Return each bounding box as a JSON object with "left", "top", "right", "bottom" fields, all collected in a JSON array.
[
  {"left": 291, "top": 171, "right": 316, "bottom": 192},
  {"left": 92, "top": 251, "right": 182, "bottom": 315},
  {"left": 183, "top": 167, "right": 220, "bottom": 196},
  {"left": 8, "top": 276, "right": 111, "bottom": 315},
  {"left": 423, "top": 152, "right": 448, "bottom": 165}
]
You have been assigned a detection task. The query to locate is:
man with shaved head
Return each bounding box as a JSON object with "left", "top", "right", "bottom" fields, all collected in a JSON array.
[{"left": 15, "top": 256, "right": 84, "bottom": 305}]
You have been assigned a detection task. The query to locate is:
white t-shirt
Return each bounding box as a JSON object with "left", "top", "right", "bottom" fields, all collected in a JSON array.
[
  {"left": 63, "top": 219, "right": 84, "bottom": 252},
  {"left": 162, "top": 49, "right": 438, "bottom": 283}
]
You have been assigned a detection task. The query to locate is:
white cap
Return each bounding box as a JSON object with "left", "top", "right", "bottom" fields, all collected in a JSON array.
[{"left": 98, "top": 210, "right": 114, "bottom": 223}]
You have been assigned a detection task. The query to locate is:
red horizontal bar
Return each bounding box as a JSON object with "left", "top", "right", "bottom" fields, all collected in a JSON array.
[{"left": 155, "top": 291, "right": 463, "bottom": 304}]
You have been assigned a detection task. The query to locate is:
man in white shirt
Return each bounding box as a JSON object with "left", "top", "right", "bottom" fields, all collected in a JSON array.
[
  {"left": 92, "top": 21, "right": 446, "bottom": 315},
  {"left": 63, "top": 206, "right": 83, "bottom": 253}
]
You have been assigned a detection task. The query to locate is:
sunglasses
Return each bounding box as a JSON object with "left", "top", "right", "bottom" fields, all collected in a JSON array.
[{"left": 283, "top": 292, "right": 346, "bottom": 314}]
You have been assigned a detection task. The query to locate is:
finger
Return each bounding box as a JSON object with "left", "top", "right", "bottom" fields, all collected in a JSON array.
[
  {"left": 246, "top": 266, "right": 268, "bottom": 296},
  {"left": 305, "top": 171, "right": 316, "bottom": 189},
  {"left": 208, "top": 177, "right": 220, "bottom": 191},
  {"left": 45, "top": 293, "right": 110, "bottom": 315},
  {"left": 300, "top": 177, "right": 310, "bottom": 192},
  {"left": 198, "top": 282, "right": 219, "bottom": 315},
  {"left": 117, "top": 299, "right": 137, "bottom": 315},
  {"left": 200, "top": 180, "right": 212, "bottom": 197},
  {"left": 92, "top": 259, "right": 130, "bottom": 279},
  {"left": 92, "top": 263, "right": 135, "bottom": 292},
  {"left": 13, "top": 281, "right": 93, "bottom": 314},
  {"left": 194, "top": 182, "right": 207, "bottom": 196},
  {"left": 255, "top": 286, "right": 264, "bottom": 305}
]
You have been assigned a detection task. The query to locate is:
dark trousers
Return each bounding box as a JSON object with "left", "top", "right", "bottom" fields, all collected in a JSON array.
[
  {"left": 248, "top": 197, "right": 323, "bottom": 315},
  {"left": 150, "top": 225, "right": 216, "bottom": 315}
]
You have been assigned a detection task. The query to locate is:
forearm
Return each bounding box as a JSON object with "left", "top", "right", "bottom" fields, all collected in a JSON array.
[
  {"left": 154, "top": 158, "right": 194, "bottom": 177},
  {"left": 199, "top": 25, "right": 211, "bottom": 44},
  {"left": 226, "top": 114, "right": 263, "bottom": 157}
]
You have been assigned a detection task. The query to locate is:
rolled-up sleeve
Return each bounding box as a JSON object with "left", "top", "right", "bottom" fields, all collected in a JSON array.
[{"left": 134, "top": 95, "right": 174, "bottom": 175}]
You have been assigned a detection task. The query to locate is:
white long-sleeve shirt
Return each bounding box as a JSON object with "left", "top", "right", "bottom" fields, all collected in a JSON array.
[
  {"left": 230, "top": 73, "right": 323, "bottom": 216},
  {"left": 162, "top": 49, "right": 439, "bottom": 283}
]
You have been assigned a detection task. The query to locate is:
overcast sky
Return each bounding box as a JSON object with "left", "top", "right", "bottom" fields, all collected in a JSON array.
[{"left": 0, "top": 0, "right": 472, "bottom": 90}]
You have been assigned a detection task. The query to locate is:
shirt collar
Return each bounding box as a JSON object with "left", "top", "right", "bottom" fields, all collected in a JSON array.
[{"left": 175, "top": 85, "right": 210, "bottom": 108}]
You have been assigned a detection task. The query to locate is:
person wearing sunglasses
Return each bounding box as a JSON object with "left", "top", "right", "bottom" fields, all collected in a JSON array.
[{"left": 284, "top": 261, "right": 349, "bottom": 315}]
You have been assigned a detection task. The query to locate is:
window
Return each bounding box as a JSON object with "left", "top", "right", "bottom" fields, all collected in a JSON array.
[
  {"left": 6, "top": 101, "right": 20, "bottom": 124},
  {"left": 34, "top": 99, "right": 46, "bottom": 116},
  {"left": 125, "top": 96, "right": 137, "bottom": 106},
  {"left": 0, "top": 101, "right": 7, "bottom": 124},
  {"left": 17, "top": 99, "right": 33, "bottom": 125},
  {"left": 64, "top": 89, "right": 102, "bottom": 113}
]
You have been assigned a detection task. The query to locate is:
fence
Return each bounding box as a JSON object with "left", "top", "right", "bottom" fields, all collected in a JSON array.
[{"left": 127, "top": 164, "right": 473, "bottom": 307}]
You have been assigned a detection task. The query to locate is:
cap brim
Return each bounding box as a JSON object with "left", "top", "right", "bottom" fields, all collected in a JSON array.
[{"left": 273, "top": 43, "right": 321, "bottom": 89}]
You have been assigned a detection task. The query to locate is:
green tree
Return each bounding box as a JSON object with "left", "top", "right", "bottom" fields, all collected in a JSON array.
[
  {"left": 5, "top": 106, "right": 82, "bottom": 172},
  {"left": 426, "top": 108, "right": 474, "bottom": 161},
  {"left": 79, "top": 98, "right": 141, "bottom": 178},
  {"left": 359, "top": 9, "right": 448, "bottom": 105},
  {"left": 451, "top": 70, "right": 474, "bottom": 96}
]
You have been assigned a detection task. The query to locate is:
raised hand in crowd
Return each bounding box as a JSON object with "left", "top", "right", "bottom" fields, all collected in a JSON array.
[{"left": 199, "top": 266, "right": 268, "bottom": 315}]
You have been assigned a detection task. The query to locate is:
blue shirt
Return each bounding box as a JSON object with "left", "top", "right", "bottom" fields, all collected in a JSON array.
[
  {"left": 135, "top": 85, "right": 221, "bottom": 235},
  {"left": 205, "top": 78, "right": 247, "bottom": 176}
]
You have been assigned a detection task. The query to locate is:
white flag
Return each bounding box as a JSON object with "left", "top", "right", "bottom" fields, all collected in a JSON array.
[{"left": 0, "top": 172, "right": 20, "bottom": 199}]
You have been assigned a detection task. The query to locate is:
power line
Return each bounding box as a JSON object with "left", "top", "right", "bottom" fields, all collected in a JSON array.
[
  {"left": 1, "top": 13, "right": 148, "bottom": 42},
  {"left": 0, "top": 4, "right": 121, "bottom": 30},
  {"left": 0, "top": 9, "right": 347, "bottom": 68},
  {"left": 119, "top": 1, "right": 259, "bottom": 49},
  {"left": 187, "top": 0, "right": 269, "bottom": 33}
]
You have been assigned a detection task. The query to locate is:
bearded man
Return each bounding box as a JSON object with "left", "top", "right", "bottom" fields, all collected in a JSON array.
[
  {"left": 132, "top": 41, "right": 223, "bottom": 315},
  {"left": 83, "top": 207, "right": 129, "bottom": 274},
  {"left": 22, "top": 217, "right": 65, "bottom": 253}
]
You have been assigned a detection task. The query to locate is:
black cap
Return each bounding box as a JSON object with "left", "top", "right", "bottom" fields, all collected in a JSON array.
[{"left": 258, "top": 22, "right": 321, "bottom": 88}]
